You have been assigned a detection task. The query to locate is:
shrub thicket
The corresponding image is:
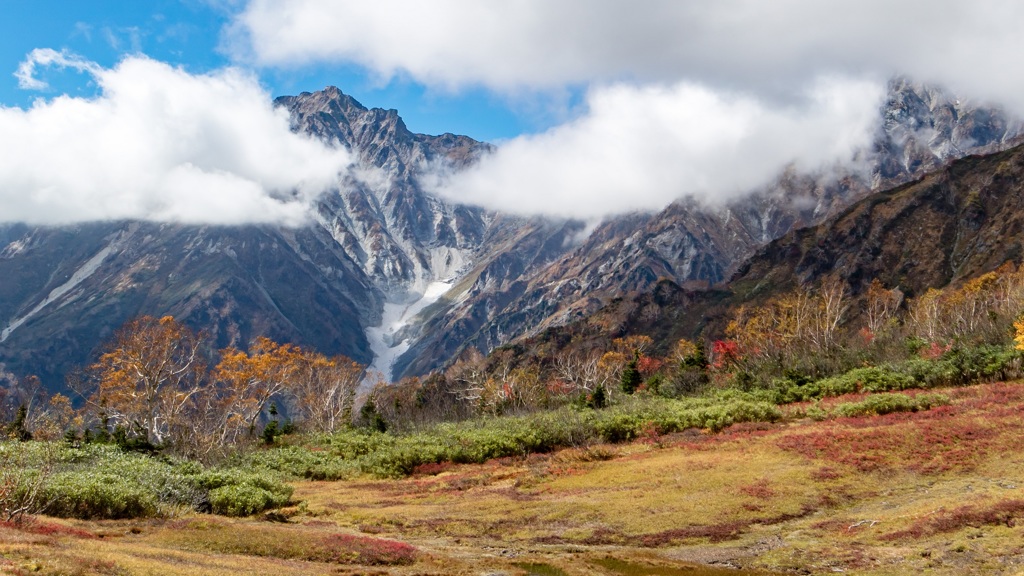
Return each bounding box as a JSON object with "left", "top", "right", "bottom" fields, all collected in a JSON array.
[
  {"left": 832, "top": 392, "right": 950, "bottom": 418},
  {"left": 240, "top": 394, "right": 782, "bottom": 479},
  {"left": 0, "top": 442, "right": 292, "bottom": 520}
]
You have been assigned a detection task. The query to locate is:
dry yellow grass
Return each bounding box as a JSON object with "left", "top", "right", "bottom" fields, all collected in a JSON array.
[{"left": 3, "top": 381, "right": 1024, "bottom": 575}]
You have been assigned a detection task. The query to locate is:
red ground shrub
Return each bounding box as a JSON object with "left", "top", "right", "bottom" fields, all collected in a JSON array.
[
  {"left": 883, "top": 499, "right": 1024, "bottom": 540},
  {"left": 319, "top": 533, "right": 417, "bottom": 565}
]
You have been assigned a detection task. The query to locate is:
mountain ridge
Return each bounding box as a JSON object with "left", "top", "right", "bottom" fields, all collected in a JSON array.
[
  {"left": 0, "top": 80, "right": 1020, "bottom": 391},
  {"left": 396, "top": 78, "right": 1023, "bottom": 377},
  {"left": 506, "top": 139, "right": 1024, "bottom": 366}
]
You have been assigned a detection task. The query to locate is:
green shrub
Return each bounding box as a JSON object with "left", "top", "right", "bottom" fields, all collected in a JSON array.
[
  {"left": 42, "top": 471, "right": 158, "bottom": 519},
  {"left": 208, "top": 483, "right": 290, "bottom": 516},
  {"left": 238, "top": 445, "right": 358, "bottom": 481},
  {"left": 941, "top": 345, "right": 1022, "bottom": 385},
  {"left": 821, "top": 366, "right": 917, "bottom": 395},
  {"left": 833, "top": 393, "right": 950, "bottom": 418},
  {"left": 0, "top": 442, "right": 293, "bottom": 520},
  {"left": 806, "top": 403, "right": 828, "bottom": 421}
]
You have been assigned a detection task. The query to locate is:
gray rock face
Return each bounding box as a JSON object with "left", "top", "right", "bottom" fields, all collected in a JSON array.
[
  {"left": 396, "top": 80, "right": 1022, "bottom": 376},
  {"left": 875, "top": 76, "right": 1020, "bottom": 183},
  {"left": 0, "top": 87, "right": 579, "bottom": 389},
  {"left": 0, "top": 80, "right": 1019, "bottom": 390},
  {"left": 0, "top": 88, "right": 500, "bottom": 389}
]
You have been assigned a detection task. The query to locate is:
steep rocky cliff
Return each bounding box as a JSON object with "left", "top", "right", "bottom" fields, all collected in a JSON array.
[
  {"left": 509, "top": 140, "right": 1024, "bottom": 363},
  {"left": 0, "top": 80, "right": 1019, "bottom": 389},
  {"left": 397, "top": 79, "right": 1022, "bottom": 376}
]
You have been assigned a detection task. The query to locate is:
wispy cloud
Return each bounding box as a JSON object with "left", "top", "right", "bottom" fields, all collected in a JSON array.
[
  {"left": 227, "top": 0, "right": 1024, "bottom": 219},
  {"left": 14, "top": 48, "right": 103, "bottom": 90},
  {"left": 230, "top": 0, "right": 1024, "bottom": 111}
]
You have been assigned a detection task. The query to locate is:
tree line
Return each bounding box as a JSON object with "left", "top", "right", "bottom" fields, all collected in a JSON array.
[
  {"left": 359, "top": 262, "right": 1024, "bottom": 429},
  {"left": 6, "top": 261, "right": 1024, "bottom": 448},
  {"left": 2, "top": 316, "right": 362, "bottom": 461}
]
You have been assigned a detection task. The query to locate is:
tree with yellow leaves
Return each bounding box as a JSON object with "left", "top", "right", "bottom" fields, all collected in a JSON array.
[
  {"left": 85, "top": 316, "right": 205, "bottom": 447},
  {"left": 214, "top": 336, "right": 299, "bottom": 444},
  {"left": 1013, "top": 316, "right": 1024, "bottom": 352},
  {"left": 864, "top": 279, "right": 903, "bottom": 338}
]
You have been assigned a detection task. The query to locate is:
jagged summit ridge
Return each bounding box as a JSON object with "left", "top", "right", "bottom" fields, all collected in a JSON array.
[
  {"left": 393, "top": 79, "right": 1023, "bottom": 377},
  {"left": 0, "top": 79, "right": 1020, "bottom": 388}
]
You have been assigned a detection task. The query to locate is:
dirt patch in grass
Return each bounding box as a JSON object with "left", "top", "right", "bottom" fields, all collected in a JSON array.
[
  {"left": 514, "top": 562, "right": 570, "bottom": 576},
  {"left": 592, "top": 556, "right": 773, "bottom": 575}
]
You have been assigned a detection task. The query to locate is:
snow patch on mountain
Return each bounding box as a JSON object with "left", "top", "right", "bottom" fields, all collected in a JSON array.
[
  {"left": 365, "top": 279, "right": 454, "bottom": 385},
  {"left": 1, "top": 229, "right": 131, "bottom": 342}
]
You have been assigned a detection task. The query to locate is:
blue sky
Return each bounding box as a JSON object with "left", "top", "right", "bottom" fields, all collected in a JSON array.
[
  {"left": 3, "top": 1, "right": 1024, "bottom": 224},
  {"left": 0, "top": 1, "right": 535, "bottom": 142}
]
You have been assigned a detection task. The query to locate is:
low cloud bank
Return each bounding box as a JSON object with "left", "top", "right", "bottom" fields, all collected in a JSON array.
[
  {"left": 424, "top": 78, "right": 883, "bottom": 219},
  {"left": 233, "top": 0, "right": 1024, "bottom": 219},
  {"left": 1, "top": 51, "right": 351, "bottom": 225}
]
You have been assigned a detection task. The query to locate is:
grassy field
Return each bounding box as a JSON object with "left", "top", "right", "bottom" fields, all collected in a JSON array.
[{"left": 3, "top": 380, "right": 1024, "bottom": 575}]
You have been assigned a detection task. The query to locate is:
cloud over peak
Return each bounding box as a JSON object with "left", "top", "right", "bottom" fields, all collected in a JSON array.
[
  {"left": 227, "top": 0, "right": 1024, "bottom": 220},
  {"left": 424, "top": 77, "right": 883, "bottom": 219},
  {"left": 232, "top": 0, "right": 1024, "bottom": 110},
  {"left": 2, "top": 53, "right": 351, "bottom": 225}
]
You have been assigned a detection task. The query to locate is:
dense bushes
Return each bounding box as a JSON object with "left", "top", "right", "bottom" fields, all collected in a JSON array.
[
  {"left": 832, "top": 392, "right": 950, "bottom": 418},
  {"left": 243, "top": 395, "right": 782, "bottom": 479},
  {"left": 0, "top": 442, "right": 292, "bottom": 520},
  {"left": 764, "top": 345, "right": 1021, "bottom": 404},
  {"left": 239, "top": 345, "right": 1019, "bottom": 482}
]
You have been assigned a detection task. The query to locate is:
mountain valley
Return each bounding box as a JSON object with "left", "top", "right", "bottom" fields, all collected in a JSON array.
[{"left": 0, "top": 79, "right": 1020, "bottom": 391}]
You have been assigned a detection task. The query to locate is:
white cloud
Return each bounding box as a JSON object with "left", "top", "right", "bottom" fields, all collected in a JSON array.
[
  {"left": 231, "top": 0, "right": 1024, "bottom": 112},
  {"left": 14, "top": 48, "right": 102, "bottom": 90},
  {"left": 424, "top": 77, "right": 883, "bottom": 219},
  {"left": 2, "top": 53, "right": 351, "bottom": 225},
  {"left": 229, "top": 0, "right": 1024, "bottom": 219}
]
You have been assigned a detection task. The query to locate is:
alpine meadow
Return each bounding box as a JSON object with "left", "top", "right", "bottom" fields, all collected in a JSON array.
[{"left": 4, "top": 2, "right": 1024, "bottom": 575}]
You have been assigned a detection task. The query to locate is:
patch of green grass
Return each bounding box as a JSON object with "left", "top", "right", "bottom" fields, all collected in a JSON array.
[{"left": 514, "top": 562, "right": 570, "bottom": 576}]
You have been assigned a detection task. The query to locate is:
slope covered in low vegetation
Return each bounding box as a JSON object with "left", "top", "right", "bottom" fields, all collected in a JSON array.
[
  {"left": 2, "top": 375, "right": 1024, "bottom": 574},
  {"left": 5, "top": 145, "right": 1024, "bottom": 573}
]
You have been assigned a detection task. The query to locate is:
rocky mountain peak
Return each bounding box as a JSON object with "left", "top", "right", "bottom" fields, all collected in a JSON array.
[
  {"left": 2, "top": 78, "right": 1022, "bottom": 390},
  {"left": 875, "top": 78, "right": 1020, "bottom": 184},
  {"left": 276, "top": 88, "right": 416, "bottom": 171}
]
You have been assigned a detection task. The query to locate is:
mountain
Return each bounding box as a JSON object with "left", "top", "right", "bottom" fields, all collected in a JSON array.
[
  {"left": 0, "top": 88, "right": 584, "bottom": 390},
  {"left": 396, "top": 78, "right": 1023, "bottom": 376},
  {"left": 512, "top": 139, "right": 1024, "bottom": 362},
  {"left": 731, "top": 140, "right": 1024, "bottom": 303},
  {"left": 0, "top": 80, "right": 1019, "bottom": 390}
]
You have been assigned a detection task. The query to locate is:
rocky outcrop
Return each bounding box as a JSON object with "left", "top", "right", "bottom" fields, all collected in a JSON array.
[
  {"left": 1, "top": 80, "right": 1020, "bottom": 390},
  {"left": 397, "top": 80, "right": 1022, "bottom": 376}
]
